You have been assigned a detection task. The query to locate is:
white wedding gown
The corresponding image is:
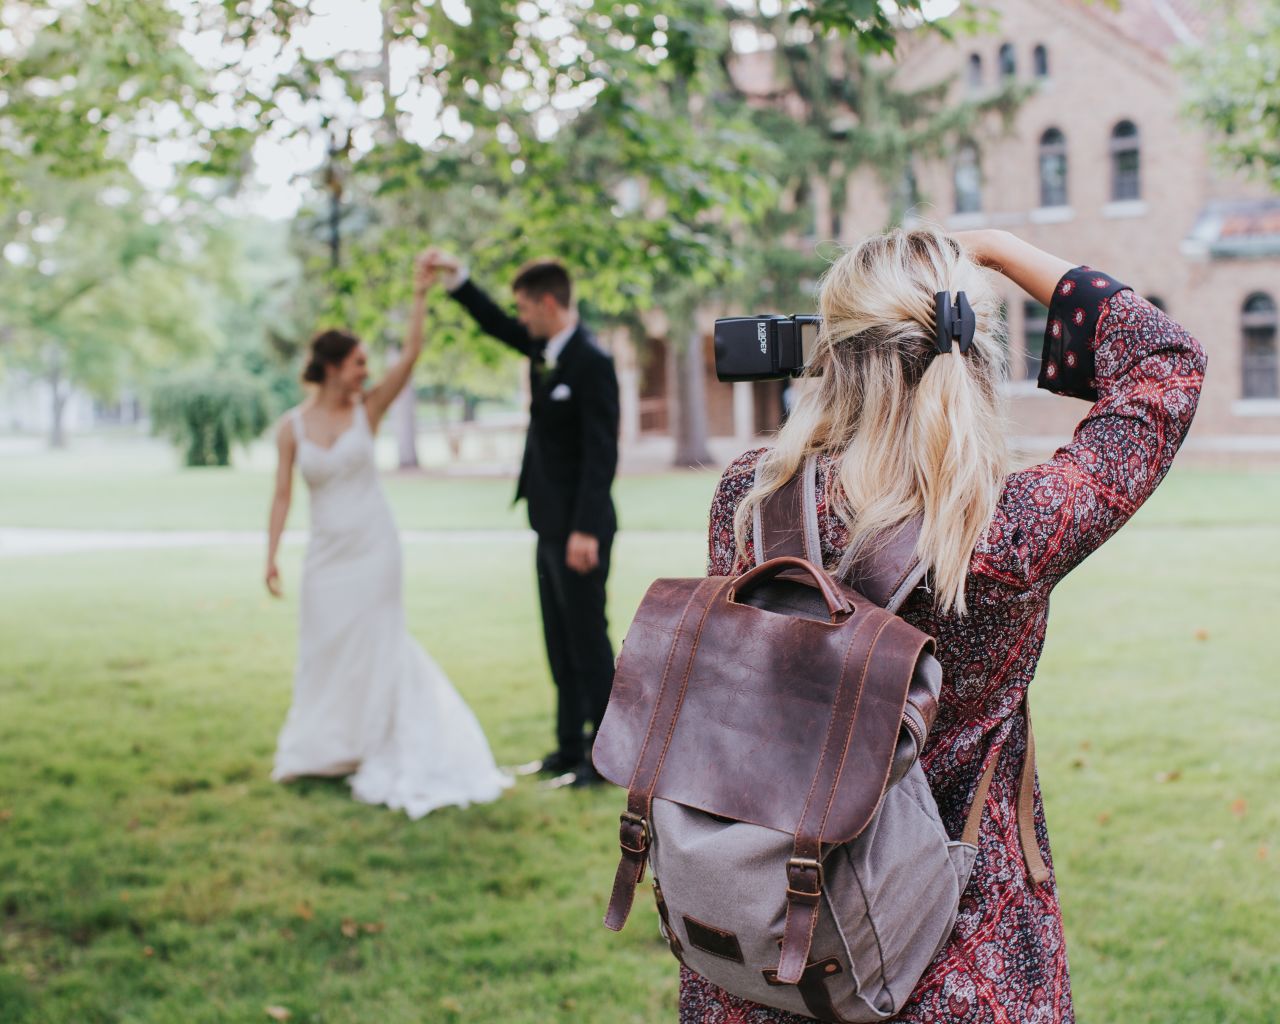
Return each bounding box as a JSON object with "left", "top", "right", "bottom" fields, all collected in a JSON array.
[{"left": 272, "top": 402, "right": 511, "bottom": 818}]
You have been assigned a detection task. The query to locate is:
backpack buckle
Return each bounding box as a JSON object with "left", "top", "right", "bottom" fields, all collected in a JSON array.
[
  {"left": 619, "top": 812, "right": 649, "bottom": 854},
  {"left": 786, "top": 856, "right": 824, "bottom": 897}
]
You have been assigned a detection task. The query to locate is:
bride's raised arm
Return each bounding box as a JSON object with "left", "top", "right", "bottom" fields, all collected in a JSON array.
[{"left": 364, "top": 253, "right": 434, "bottom": 433}]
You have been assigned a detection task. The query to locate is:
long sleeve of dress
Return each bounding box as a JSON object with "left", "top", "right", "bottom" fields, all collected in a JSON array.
[{"left": 973, "top": 268, "right": 1207, "bottom": 594}]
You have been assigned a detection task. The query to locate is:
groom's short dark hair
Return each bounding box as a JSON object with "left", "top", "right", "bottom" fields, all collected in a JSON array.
[{"left": 512, "top": 260, "right": 572, "bottom": 309}]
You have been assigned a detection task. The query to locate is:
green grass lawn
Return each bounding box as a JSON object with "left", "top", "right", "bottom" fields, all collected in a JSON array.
[
  {"left": 0, "top": 437, "right": 721, "bottom": 533},
  {"left": 1, "top": 447, "right": 1278, "bottom": 1022},
  {"left": 3, "top": 435, "right": 1279, "bottom": 534}
]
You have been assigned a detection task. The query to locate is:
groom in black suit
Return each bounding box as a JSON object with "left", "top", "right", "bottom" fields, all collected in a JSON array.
[{"left": 425, "top": 250, "right": 619, "bottom": 787}]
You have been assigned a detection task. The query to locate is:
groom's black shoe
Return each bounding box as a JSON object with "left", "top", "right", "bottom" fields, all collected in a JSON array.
[
  {"left": 517, "top": 750, "right": 580, "bottom": 777},
  {"left": 542, "top": 761, "right": 605, "bottom": 790},
  {"left": 567, "top": 762, "right": 605, "bottom": 788}
]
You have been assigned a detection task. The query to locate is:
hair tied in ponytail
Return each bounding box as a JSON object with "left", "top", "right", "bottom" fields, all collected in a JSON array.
[{"left": 934, "top": 291, "right": 976, "bottom": 355}]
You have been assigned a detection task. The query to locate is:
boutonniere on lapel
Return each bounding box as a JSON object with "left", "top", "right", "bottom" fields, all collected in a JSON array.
[{"left": 550, "top": 382, "right": 572, "bottom": 401}]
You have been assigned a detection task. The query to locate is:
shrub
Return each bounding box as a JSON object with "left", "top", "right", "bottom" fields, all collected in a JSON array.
[{"left": 150, "top": 368, "right": 272, "bottom": 467}]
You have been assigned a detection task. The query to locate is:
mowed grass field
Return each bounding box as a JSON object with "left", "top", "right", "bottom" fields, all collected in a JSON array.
[{"left": 1, "top": 442, "right": 1278, "bottom": 1023}]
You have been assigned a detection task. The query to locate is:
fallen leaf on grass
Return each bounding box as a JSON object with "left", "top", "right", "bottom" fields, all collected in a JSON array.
[
  {"left": 142, "top": 946, "right": 154, "bottom": 958},
  {"left": 1230, "top": 798, "right": 1248, "bottom": 818},
  {"left": 361, "top": 922, "right": 385, "bottom": 934},
  {"left": 1258, "top": 846, "right": 1270, "bottom": 862},
  {"left": 340, "top": 918, "right": 358, "bottom": 938},
  {"left": 119, "top": 891, "right": 130, "bottom": 903},
  {"left": 126, "top": 817, "right": 140, "bottom": 832},
  {"left": 1154, "top": 769, "right": 1182, "bottom": 784},
  {"left": 265, "top": 1007, "right": 292, "bottom": 1022},
  {"left": 439, "top": 997, "right": 463, "bottom": 1014},
  {"left": 1193, "top": 628, "right": 1210, "bottom": 642},
  {"left": 1097, "top": 812, "right": 1112, "bottom": 826},
  {"left": 293, "top": 901, "right": 314, "bottom": 921},
  {"left": 0, "top": 809, "right": 12, "bottom": 823}
]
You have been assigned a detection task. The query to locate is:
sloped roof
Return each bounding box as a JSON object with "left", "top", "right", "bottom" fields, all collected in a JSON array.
[{"left": 1187, "top": 199, "right": 1280, "bottom": 258}]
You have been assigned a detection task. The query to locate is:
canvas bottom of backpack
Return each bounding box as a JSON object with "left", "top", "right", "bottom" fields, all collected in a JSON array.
[{"left": 648, "top": 761, "right": 977, "bottom": 1022}]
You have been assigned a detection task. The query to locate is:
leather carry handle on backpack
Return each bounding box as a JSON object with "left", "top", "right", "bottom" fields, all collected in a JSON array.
[{"left": 730, "top": 555, "right": 854, "bottom": 621}]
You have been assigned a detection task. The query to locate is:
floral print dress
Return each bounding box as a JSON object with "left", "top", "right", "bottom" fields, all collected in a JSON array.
[{"left": 680, "top": 269, "right": 1207, "bottom": 1024}]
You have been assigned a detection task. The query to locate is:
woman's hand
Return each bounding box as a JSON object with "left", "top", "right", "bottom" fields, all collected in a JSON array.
[
  {"left": 265, "top": 561, "right": 283, "bottom": 598},
  {"left": 951, "top": 229, "right": 1074, "bottom": 307},
  {"left": 951, "top": 229, "right": 1013, "bottom": 270}
]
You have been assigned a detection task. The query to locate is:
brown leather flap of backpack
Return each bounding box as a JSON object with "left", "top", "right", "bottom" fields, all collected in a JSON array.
[{"left": 593, "top": 573, "right": 934, "bottom": 845}]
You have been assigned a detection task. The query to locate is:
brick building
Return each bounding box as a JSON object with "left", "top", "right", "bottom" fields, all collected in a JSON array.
[{"left": 612, "top": 0, "right": 1280, "bottom": 461}]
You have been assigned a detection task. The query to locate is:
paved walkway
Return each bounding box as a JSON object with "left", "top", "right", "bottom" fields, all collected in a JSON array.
[{"left": 0, "top": 527, "right": 700, "bottom": 558}]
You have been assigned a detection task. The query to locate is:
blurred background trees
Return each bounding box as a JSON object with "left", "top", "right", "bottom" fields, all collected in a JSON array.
[{"left": 0, "top": 0, "right": 1079, "bottom": 463}]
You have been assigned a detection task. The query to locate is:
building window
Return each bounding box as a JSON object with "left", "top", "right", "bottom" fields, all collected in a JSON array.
[
  {"left": 1033, "top": 44, "right": 1049, "bottom": 79},
  {"left": 954, "top": 142, "right": 982, "bottom": 214},
  {"left": 1024, "top": 301, "right": 1048, "bottom": 380},
  {"left": 1242, "top": 292, "right": 1279, "bottom": 399},
  {"left": 967, "top": 53, "right": 983, "bottom": 91},
  {"left": 999, "top": 43, "right": 1017, "bottom": 80},
  {"left": 1110, "top": 120, "right": 1141, "bottom": 201},
  {"left": 1038, "top": 128, "right": 1068, "bottom": 208}
]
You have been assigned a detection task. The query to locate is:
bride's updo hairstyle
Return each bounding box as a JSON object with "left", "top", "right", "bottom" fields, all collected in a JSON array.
[
  {"left": 735, "top": 227, "right": 1009, "bottom": 615},
  {"left": 302, "top": 329, "right": 360, "bottom": 384}
]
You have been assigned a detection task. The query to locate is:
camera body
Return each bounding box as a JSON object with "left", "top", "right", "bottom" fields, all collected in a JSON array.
[{"left": 713, "top": 314, "right": 822, "bottom": 383}]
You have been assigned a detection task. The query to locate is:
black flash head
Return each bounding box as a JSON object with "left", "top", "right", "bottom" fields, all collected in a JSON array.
[
  {"left": 713, "top": 314, "right": 822, "bottom": 383},
  {"left": 714, "top": 292, "right": 976, "bottom": 383}
]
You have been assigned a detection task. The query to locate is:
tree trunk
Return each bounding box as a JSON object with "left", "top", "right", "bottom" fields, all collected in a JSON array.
[
  {"left": 672, "top": 327, "right": 712, "bottom": 468},
  {"left": 47, "top": 365, "right": 68, "bottom": 449},
  {"left": 387, "top": 347, "right": 420, "bottom": 469}
]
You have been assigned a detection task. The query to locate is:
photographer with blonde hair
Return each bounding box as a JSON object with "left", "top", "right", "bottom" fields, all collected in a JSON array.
[{"left": 682, "top": 228, "right": 1206, "bottom": 1023}]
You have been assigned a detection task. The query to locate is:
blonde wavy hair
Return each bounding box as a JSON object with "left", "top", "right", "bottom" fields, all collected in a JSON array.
[{"left": 734, "top": 227, "right": 1010, "bottom": 615}]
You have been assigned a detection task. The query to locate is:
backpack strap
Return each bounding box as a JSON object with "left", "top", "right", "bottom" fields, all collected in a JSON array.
[
  {"left": 755, "top": 454, "right": 926, "bottom": 614},
  {"left": 961, "top": 697, "right": 1051, "bottom": 886},
  {"left": 754, "top": 455, "right": 822, "bottom": 566}
]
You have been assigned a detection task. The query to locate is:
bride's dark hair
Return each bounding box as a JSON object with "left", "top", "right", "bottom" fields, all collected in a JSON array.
[{"left": 302, "top": 329, "right": 360, "bottom": 384}]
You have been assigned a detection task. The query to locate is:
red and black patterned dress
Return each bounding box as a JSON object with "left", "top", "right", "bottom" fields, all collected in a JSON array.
[{"left": 681, "top": 269, "right": 1206, "bottom": 1024}]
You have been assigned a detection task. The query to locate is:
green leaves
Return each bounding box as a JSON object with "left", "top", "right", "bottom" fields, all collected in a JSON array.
[
  {"left": 1180, "top": 4, "right": 1280, "bottom": 190},
  {"left": 150, "top": 367, "right": 273, "bottom": 467}
]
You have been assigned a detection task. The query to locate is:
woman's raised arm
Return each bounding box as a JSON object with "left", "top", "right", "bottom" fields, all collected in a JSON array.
[
  {"left": 960, "top": 231, "right": 1207, "bottom": 593},
  {"left": 365, "top": 255, "right": 434, "bottom": 433}
]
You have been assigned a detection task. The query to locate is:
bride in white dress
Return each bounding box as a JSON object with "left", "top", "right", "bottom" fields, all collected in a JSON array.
[{"left": 264, "top": 255, "right": 510, "bottom": 819}]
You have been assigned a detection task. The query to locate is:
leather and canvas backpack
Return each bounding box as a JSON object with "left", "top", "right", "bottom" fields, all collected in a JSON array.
[{"left": 593, "top": 455, "right": 1047, "bottom": 1022}]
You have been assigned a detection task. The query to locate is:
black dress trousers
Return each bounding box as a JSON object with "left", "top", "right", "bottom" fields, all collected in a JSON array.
[{"left": 534, "top": 533, "right": 615, "bottom": 763}]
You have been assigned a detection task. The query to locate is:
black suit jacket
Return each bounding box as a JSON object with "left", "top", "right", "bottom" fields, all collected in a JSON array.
[{"left": 449, "top": 278, "right": 619, "bottom": 540}]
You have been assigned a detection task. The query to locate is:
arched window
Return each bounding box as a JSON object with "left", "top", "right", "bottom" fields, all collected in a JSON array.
[
  {"left": 1038, "top": 128, "right": 1068, "bottom": 207},
  {"left": 967, "top": 53, "right": 983, "bottom": 91},
  {"left": 954, "top": 142, "right": 982, "bottom": 214},
  {"left": 1242, "top": 292, "right": 1279, "bottom": 399},
  {"left": 1033, "top": 44, "right": 1049, "bottom": 79},
  {"left": 1110, "top": 120, "right": 1141, "bottom": 201},
  {"left": 999, "top": 43, "right": 1017, "bottom": 80}
]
